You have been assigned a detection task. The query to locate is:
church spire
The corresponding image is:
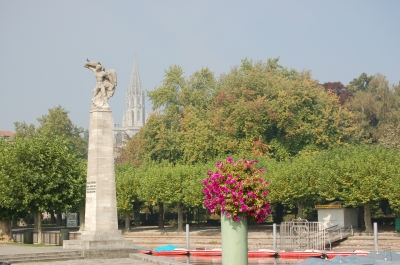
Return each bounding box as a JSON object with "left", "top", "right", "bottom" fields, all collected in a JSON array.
[
  {"left": 128, "top": 55, "right": 142, "bottom": 96},
  {"left": 122, "top": 56, "right": 145, "bottom": 128},
  {"left": 113, "top": 55, "right": 146, "bottom": 146}
]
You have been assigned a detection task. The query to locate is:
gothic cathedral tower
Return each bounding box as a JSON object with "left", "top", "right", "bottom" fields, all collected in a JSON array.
[{"left": 113, "top": 56, "right": 145, "bottom": 146}]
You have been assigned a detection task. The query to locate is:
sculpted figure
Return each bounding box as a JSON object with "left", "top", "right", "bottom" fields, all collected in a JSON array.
[{"left": 84, "top": 61, "right": 117, "bottom": 109}]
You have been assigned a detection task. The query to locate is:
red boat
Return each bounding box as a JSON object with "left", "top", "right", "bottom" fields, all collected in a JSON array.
[
  {"left": 189, "top": 248, "right": 222, "bottom": 256},
  {"left": 152, "top": 249, "right": 189, "bottom": 256},
  {"left": 277, "top": 250, "right": 323, "bottom": 258},
  {"left": 189, "top": 248, "right": 277, "bottom": 258},
  {"left": 324, "top": 250, "right": 369, "bottom": 259},
  {"left": 139, "top": 249, "right": 152, "bottom": 255},
  {"left": 248, "top": 249, "right": 277, "bottom": 258}
]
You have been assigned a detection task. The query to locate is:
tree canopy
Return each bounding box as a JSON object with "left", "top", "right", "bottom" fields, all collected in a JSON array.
[
  {"left": 0, "top": 135, "right": 86, "bottom": 220},
  {"left": 120, "top": 58, "right": 357, "bottom": 165},
  {"left": 114, "top": 59, "right": 400, "bottom": 230},
  {"left": 14, "top": 105, "right": 88, "bottom": 158}
]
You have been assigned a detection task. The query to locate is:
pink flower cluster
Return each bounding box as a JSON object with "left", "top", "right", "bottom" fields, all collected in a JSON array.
[{"left": 202, "top": 157, "right": 271, "bottom": 223}]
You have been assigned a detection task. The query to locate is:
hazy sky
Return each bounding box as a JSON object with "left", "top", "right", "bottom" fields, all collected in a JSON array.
[{"left": 1, "top": 1, "right": 399, "bottom": 132}]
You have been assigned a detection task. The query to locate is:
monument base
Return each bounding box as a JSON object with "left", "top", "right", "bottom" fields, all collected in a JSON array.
[
  {"left": 63, "top": 230, "right": 132, "bottom": 250},
  {"left": 63, "top": 239, "right": 133, "bottom": 250},
  {"left": 80, "top": 230, "right": 126, "bottom": 241}
]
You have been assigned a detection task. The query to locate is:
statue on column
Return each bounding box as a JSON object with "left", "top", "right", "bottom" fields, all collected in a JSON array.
[{"left": 84, "top": 60, "right": 117, "bottom": 109}]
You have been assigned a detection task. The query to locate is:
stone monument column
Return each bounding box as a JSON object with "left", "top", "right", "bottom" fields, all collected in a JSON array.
[
  {"left": 63, "top": 61, "right": 131, "bottom": 251},
  {"left": 80, "top": 108, "right": 121, "bottom": 240}
]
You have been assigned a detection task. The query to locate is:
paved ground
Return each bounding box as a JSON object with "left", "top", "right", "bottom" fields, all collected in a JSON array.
[
  {"left": 0, "top": 244, "right": 70, "bottom": 255},
  {"left": 0, "top": 244, "right": 186, "bottom": 265}
]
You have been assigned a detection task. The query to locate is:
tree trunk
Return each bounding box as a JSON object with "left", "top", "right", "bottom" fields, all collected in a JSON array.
[
  {"left": 197, "top": 207, "right": 200, "bottom": 227},
  {"left": 56, "top": 211, "right": 62, "bottom": 226},
  {"left": 273, "top": 203, "right": 284, "bottom": 223},
  {"left": 124, "top": 213, "right": 131, "bottom": 232},
  {"left": 37, "top": 212, "right": 42, "bottom": 244},
  {"left": 79, "top": 206, "right": 85, "bottom": 231},
  {"left": 11, "top": 219, "right": 18, "bottom": 228},
  {"left": 0, "top": 220, "right": 13, "bottom": 242},
  {"left": 358, "top": 206, "right": 365, "bottom": 229},
  {"left": 133, "top": 202, "right": 141, "bottom": 227},
  {"left": 158, "top": 202, "right": 164, "bottom": 229},
  {"left": 297, "top": 202, "right": 304, "bottom": 219},
  {"left": 176, "top": 202, "right": 183, "bottom": 232},
  {"left": 33, "top": 213, "right": 38, "bottom": 232},
  {"left": 364, "top": 205, "right": 373, "bottom": 233},
  {"left": 148, "top": 205, "right": 154, "bottom": 215},
  {"left": 50, "top": 211, "right": 56, "bottom": 224}
]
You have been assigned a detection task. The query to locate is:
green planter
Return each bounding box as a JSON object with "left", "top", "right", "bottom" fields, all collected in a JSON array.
[
  {"left": 395, "top": 218, "right": 400, "bottom": 232},
  {"left": 221, "top": 214, "right": 248, "bottom": 265}
]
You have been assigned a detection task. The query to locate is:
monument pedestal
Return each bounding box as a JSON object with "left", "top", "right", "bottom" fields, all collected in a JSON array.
[
  {"left": 63, "top": 239, "right": 132, "bottom": 250},
  {"left": 63, "top": 109, "right": 132, "bottom": 251}
]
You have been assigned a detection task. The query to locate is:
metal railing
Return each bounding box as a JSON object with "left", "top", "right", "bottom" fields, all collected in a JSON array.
[
  {"left": 325, "top": 225, "right": 353, "bottom": 250},
  {"left": 33, "top": 231, "right": 60, "bottom": 245},
  {"left": 12, "top": 232, "right": 24, "bottom": 243},
  {"left": 280, "top": 218, "right": 326, "bottom": 251},
  {"left": 12, "top": 230, "right": 60, "bottom": 245}
]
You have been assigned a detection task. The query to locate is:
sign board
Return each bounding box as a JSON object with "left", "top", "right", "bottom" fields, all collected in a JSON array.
[{"left": 66, "top": 213, "right": 78, "bottom": 227}]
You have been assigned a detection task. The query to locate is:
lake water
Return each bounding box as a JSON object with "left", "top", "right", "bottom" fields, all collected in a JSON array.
[
  {"left": 161, "top": 256, "right": 308, "bottom": 264},
  {"left": 161, "top": 253, "right": 400, "bottom": 265}
]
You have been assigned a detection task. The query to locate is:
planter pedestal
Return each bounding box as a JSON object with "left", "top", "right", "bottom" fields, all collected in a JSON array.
[{"left": 221, "top": 214, "right": 248, "bottom": 265}]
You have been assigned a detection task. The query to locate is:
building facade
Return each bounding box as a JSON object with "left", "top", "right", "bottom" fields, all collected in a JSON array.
[
  {"left": 0, "top": 131, "right": 15, "bottom": 143},
  {"left": 113, "top": 57, "right": 145, "bottom": 146}
]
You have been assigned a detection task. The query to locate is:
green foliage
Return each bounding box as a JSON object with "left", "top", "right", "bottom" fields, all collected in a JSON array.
[
  {"left": 212, "top": 58, "right": 356, "bottom": 160},
  {"left": 0, "top": 135, "right": 86, "bottom": 220},
  {"left": 346, "top": 74, "right": 400, "bottom": 144},
  {"left": 0, "top": 140, "right": 27, "bottom": 220},
  {"left": 130, "top": 58, "right": 356, "bottom": 165},
  {"left": 347, "top": 73, "right": 373, "bottom": 93},
  {"left": 14, "top": 106, "right": 88, "bottom": 158},
  {"left": 138, "top": 161, "right": 207, "bottom": 208},
  {"left": 148, "top": 65, "right": 187, "bottom": 116},
  {"left": 267, "top": 155, "right": 321, "bottom": 207},
  {"left": 315, "top": 145, "right": 400, "bottom": 208},
  {"left": 142, "top": 67, "right": 217, "bottom": 164},
  {"left": 115, "top": 59, "right": 400, "bottom": 225},
  {"left": 115, "top": 163, "right": 141, "bottom": 213},
  {"left": 259, "top": 145, "right": 400, "bottom": 220}
]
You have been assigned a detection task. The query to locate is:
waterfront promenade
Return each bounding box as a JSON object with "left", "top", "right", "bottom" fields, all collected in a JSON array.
[
  {"left": 1, "top": 224, "right": 399, "bottom": 264},
  {"left": 0, "top": 243, "right": 186, "bottom": 265}
]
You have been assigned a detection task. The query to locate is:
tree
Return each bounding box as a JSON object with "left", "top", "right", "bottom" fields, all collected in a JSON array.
[
  {"left": 316, "top": 145, "right": 397, "bottom": 232},
  {"left": 14, "top": 105, "right": 88, "bottom": 158},
  {"left": 167, "top": 163, "right": 209, "bottom": 231},
  {"left": 179, "top": 106, "right": 221, "bottom": 163},
  {"left": 138, "top": 162, "right": 170, "bottom": 229},
  {"left": 347, "top": 73, "right": 373, "bottom": 93},
  {"left": 129, "top": 67, "right": 217, "bottom": 164},
  {"left": 114, "top": 134, "right": 144, "bottom": 167},
  {"left": 321, "top": 82, "right": 353, "bottom": 105},
  {"left": 138, "top": 112, "right": 183, "bottom": 163},
  {"left": 124, "top": 58, "right": 356, "bottom": 166},
  {"left": 135, "top": 161, "right": 208, "bottom": 231},
  {"left": 345, "top": 74, "right": 400, "bottom": 143},
  {"left": 115, "top": 163, "right": 141, "bottom": 231},
  {"left": 212, "top": 58, "right": 356, "bottom": 160},
  {"left": 0, "top": 135, "right": 86, "bottom": 243},
  {"left": 13, "top": 106, "right": 88, "bottom": 231},
  {"left": 0, "top": 140, "right": 28, "bottom": 241},
  {"left": 266, "top": 154, "right": 323, "bottom": 219}
]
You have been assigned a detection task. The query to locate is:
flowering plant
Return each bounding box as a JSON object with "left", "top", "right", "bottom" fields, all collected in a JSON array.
[{"left": 202, "top": 157, "right": 271, "bottom": 223}]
